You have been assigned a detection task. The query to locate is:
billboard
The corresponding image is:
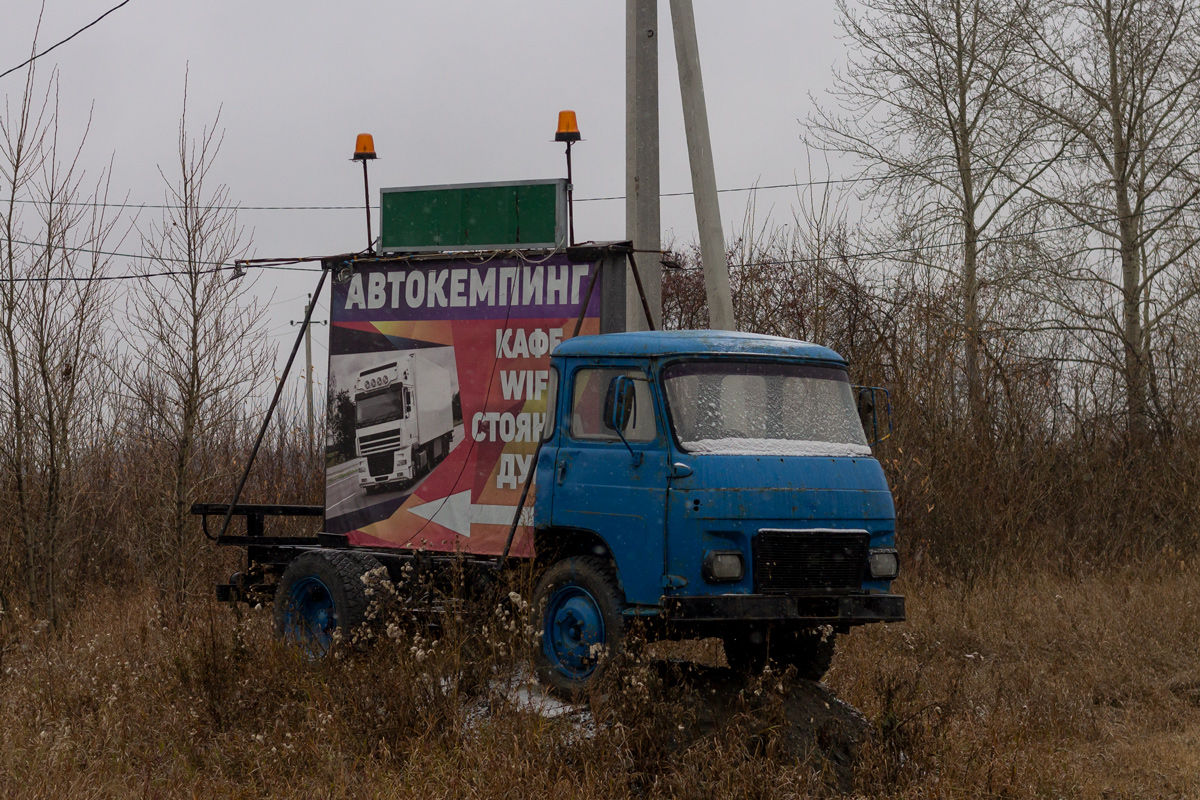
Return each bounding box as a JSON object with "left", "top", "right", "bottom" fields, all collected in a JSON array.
[{"left": 325, "top": 253, "right": 603, "bottom": 557}]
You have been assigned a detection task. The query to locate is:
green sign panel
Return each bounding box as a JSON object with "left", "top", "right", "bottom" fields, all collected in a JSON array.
[{"left": 379, "top": 179, "right": 566, "bottom": 253}]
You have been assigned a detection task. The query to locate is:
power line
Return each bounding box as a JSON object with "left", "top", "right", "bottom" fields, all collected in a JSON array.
[
  {"left": 0, "top": 236, "right": 321, "bottom": 282},
  {"left": 267, "top": 289, "right": 326, "bottom": 308},
  {"left": 1, "top": 236, "right": 228, "bottom": 266},
  {"left": 0, "top": 0, "right": 134, "bottom": 82},
  {"left": 676, "top": 205, "right": 1193, "bottom": 273},
  {"left": 577, "top": 138, "right": 1200, "bottom": 203},
  {"left": 2, "top": 178, "right": 1195, "bottom": 285},
  {"left": 2, "top": 199, "right": 385, "bottom": 211},
  {"left": 6, "top": 265, "right": 226, "bottom": 283},
  {"left": 3, "top": 201, "right": 1192, "bottom": 283},
  {"left": 4, "top": 134, "right": 1197, "bottom": 214}
]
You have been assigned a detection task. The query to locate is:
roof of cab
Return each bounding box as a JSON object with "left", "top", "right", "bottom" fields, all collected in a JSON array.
[{"left": 552, "top": 330, "right": 847, "bottom": 365}]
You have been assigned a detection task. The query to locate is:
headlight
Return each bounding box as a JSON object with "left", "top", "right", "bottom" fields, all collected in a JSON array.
[
  {"left": 868, "top": 549, "right": 900, "bottom": 579},
  {"left": 702, "top": 550, "right": 744, "bottom": 582}
]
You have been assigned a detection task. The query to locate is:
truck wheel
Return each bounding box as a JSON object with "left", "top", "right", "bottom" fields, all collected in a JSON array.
[
  {"left": 344, "top": 549, "right": 386, "bottom": 579},
  {"left": 533, "top": 556, "right": 626, "bottom": 697},
  {"left": 773, "top": 628, "right": 837, "bottom": 681},
  {"left": 274, "top": 550, "right": 375, "bottom": 658}
]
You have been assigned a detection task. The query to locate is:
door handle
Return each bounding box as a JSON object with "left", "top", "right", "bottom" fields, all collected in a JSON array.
[{"left": 557, "top": 461, "right": 567, "bottom": 485}]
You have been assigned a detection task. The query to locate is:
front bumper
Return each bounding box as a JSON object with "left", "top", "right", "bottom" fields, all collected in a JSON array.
[
  {"left": 663, "top": 592, "right": 905, "bottom": 625},
  {"left": 359, "top": 460, "right": 413, "bottom": 487}
]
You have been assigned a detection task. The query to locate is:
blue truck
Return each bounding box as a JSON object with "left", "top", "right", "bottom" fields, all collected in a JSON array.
[
  {"left": 194, "top": 255, "right": 903, "bottom": 696},
  {"left": 527, "top": 330, "right": 902, "bottom": 692}
]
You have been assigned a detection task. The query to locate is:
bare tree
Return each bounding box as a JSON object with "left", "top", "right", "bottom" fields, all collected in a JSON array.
[
  {"left": 809, "top": 0, "right": 1056, "bottom": 427},
  {"left": 0, "top": 62, "right": 121, "bottom": 624},
  {"left": 121, "top": 80, "right": 269, "bottom": 611},
  {"left": 1009, "top": 0, "right": 1200, "bottom": 442}
]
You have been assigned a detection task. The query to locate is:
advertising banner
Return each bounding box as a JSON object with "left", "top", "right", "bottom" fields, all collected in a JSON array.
[{"left": 325, "top": 254, "right": 601, "bottom": 557}]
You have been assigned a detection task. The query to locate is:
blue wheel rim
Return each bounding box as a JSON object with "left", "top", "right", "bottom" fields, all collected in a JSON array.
[
  {"left": 283, "top": 575, "right": 337, "bottom": 657},
  {"left": 543, "top": 585, "right": 606, "bottom": 679}
]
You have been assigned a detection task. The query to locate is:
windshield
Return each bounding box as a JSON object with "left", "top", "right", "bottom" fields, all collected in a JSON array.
[
  {"left": 662, "top": 360, "right": 870, "bottom": 456},
  {"left": 356, "top": 385, "right": 407, "bottom": 427}
]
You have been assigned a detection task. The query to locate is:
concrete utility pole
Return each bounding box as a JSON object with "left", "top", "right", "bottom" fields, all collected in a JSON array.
[
  {"left": 669, "top": 0, "right": 735, "bottom": 330},
  {"left": 626, "top": 0, "right": 661, "bottom": 330},
  {"left": 305, "top": 294, "right": 314, "bottom": 442},
  {"left": 292, "top": 294, "right": 315, "bottom": 448}
]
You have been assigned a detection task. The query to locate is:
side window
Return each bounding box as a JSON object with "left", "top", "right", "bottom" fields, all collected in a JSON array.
[
  {"left": 570, "top": 368, "right": 656, "bottom": 443},
  {"left": 541, "top": 366, "right": 559, "bottom": 441}
]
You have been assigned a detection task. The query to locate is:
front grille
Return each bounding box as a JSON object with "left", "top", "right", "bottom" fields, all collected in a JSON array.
[
  {"left": 753, "top": 529, "right": 868, "bottom": 593},
  {"left": 359, "top": 430, "right": 404, "bottom": 455},
  {"left": 361, "top": 429, "right": 402, "bottom": 446},
  {"left": 360, "top": 440, "right": 402, "bottom": 456},
  {"left": 366, "top": 451, "right": 395, "bottom": 477}
]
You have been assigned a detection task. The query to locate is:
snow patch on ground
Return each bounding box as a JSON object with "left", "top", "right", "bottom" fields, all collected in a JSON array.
[
  {"left": 462, "top": 675, "right": 596, "bottom": 738},
  {"left": 508, "top": 681, "right": 576, "bottom": 718}
]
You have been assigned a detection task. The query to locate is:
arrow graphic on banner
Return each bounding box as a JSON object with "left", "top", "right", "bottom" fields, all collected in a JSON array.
[{"left": 408, "top": 491, "right": 533, "bottom": 538}]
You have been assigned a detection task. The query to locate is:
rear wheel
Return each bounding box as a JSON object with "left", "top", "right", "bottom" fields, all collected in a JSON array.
[
  {"left": 533, "top": 556, "right": 625, "bottom": 697},
  {"left": 273, "top": 550, "right": 377, "bottom": 657},
  {"left": 344, "top": 549, "right": 386, "bottom": 579}
]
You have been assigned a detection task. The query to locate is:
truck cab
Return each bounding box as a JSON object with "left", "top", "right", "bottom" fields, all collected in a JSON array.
[{"left": 530, "top": 330, "right": 904, "bottom": 692}]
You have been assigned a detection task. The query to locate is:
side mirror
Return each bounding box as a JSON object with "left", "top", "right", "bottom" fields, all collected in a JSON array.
[
  {"left": 603, "top": 375, "right": 642, "bottom": 466},
  {"left": 604, "top": 375, "right": 636, "bottom": 433},
  {"left": 854, "top": 386, "right": 893, "bottom": 446}
]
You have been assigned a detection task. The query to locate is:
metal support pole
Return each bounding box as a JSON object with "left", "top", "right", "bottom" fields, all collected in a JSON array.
[
  {"left": 215, "top": 267, "right": 329, "bottom": 540},
  {"left": 291, "top": 294, "right": 323, "bottom": 450},
  {"left": 498, "top": 439, "right": 540, "bottom": 568},
  {"left": 565, "top": 141, "right": 576, "bottom": 246},
  {"left": 572, "top": 259, "right": 603, "bottom": 338},
  {"left": 669, "top": 0, "right": 735, "bottom": 330},
  {"left": 627, "top": 0, "right": 661, "bottom": 331},
  {"left": 361, "top": 159, "right": 373, "bottom": 252},
  {"left": 626, "top": 251, "right": 657, "bottom": 332}
]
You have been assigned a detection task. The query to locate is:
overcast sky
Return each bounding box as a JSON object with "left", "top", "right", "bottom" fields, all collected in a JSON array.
[{"left": 1, "top": 1, "right": 847, "bottom": 380}]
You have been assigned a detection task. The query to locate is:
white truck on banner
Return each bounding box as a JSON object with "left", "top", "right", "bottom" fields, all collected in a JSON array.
[{"left": 355, "top": 351, "right": 455, "bottom": 492}]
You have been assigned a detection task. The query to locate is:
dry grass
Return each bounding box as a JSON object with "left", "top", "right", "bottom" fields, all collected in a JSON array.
[
  {"left": 837, "top": 562, "right": 1200, "bottom": 798},
  {"left": 0, "top": 561, "right": 1196, "bottom": 798}
]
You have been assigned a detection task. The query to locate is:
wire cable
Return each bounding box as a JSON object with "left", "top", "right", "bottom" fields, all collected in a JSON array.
[
  {"left": 669, "top": 205, "right": 1192, "bottom": 273},
  {"left": 0, "top": 0, "right": 134, "bottom": 82},
  {"left": 0, "top": 236, "right": 322, "bottom": 281},
  {"left": 4, "top": 196, "right": 1190, "bottom": 284},
  {"left": 2, "top": 197, "right": 1193, "bottom": 283},
  {"left": 4, "top": 136, "right": 1197, "bottom": 212}
]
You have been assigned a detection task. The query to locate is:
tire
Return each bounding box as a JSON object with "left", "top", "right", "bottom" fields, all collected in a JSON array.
[
  {"left": 532, "top": 556, "right": 626, "bottom": 698},
  {"left": 273, "top": 550, "right": 376, "bottom": 657},
  {"left": 344, "top": 549, "right": 386, "bottom": 579}
]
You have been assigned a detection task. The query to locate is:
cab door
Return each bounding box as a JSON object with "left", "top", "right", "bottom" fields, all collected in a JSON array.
[{"left": 550, "top": 364, "right": 668, "bottom": 607}]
